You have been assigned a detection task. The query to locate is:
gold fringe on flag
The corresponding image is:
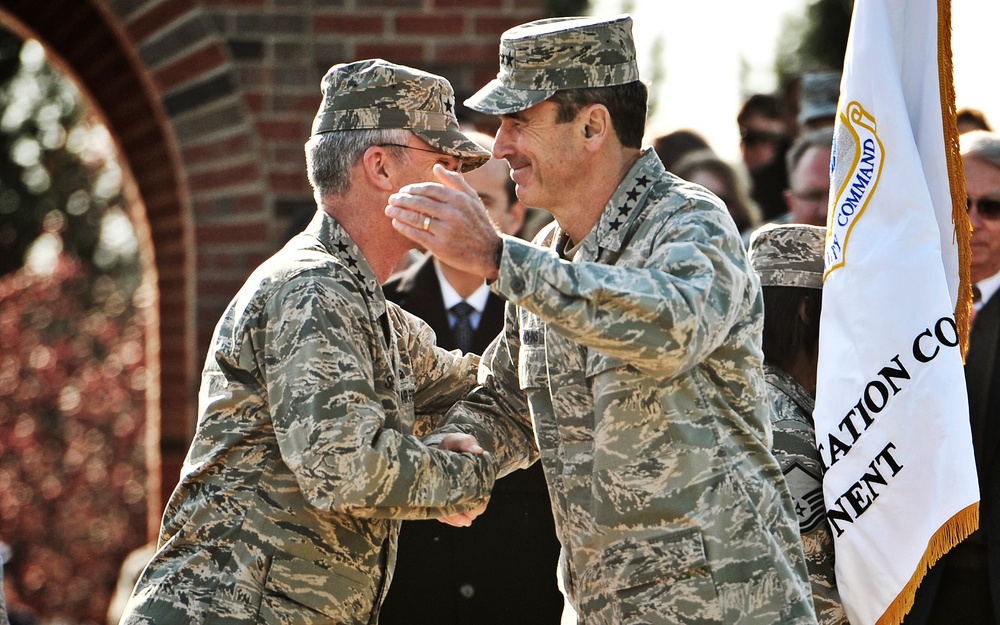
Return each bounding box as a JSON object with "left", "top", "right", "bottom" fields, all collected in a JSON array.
[
  {"left": 876, "top": 502, "right": 979, "bottom": 625},
  {"left": 938, "top": 0, "right": 973, "bottom": 356},
  {"left": 875, "top": 3, "right": 979, "bottom": 623}
]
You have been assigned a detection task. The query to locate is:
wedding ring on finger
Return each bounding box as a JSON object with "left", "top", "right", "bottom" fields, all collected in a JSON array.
[{"left": 422, "top": 215, "right": 431, "bottom": 232}]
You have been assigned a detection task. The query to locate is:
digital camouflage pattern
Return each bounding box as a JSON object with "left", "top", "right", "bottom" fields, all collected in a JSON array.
[
  {"left": 118, "top": 211, "right": 496, "bottom": 624},
  {"left": 765, "top": 365, "right": 848, "bottom": 625},
  {"left": 428, "top": 149, "right": 818, "bottom": 624},
  {"left": 0, "top": 566, "right": 8, "bottom": 625},
  {"left": 747, "top": 223, "right": 826, "bottom": 290},
  {"left": 464, "top": 15, "right": 640, "bottom": 115},
  {"left": 798, "top": 71, "right": 842, "bottom": 127},
  {"left": 312, "top": 58, "right": 490, "bottom": 172}
]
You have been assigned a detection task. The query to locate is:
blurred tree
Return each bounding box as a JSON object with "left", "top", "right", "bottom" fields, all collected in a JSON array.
[
  {"left": 799, "top": 0, "right": 853, "bottom": 73},
  {"left": 778, "top": 0, "right": 854, "bottom": 78},
  {"left": 0, "top": 27, "right": 149, "bottom": 624},
  {"left": 0, "top": 29, "right": 133, "bottom": 280},
  {"left": 549, "top": 0, "right": 590, "bottom": 17}
]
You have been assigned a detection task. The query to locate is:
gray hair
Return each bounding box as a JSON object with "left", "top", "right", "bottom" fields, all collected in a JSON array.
[
  {"left": 305, "top": 128, "right": 412, "bottom": 198},
  {"left": 786, "top": 127, "right": 835, "bottom": 177},
  {"left": 961, "top": 130, "right": 1000, "bottom": 170}
]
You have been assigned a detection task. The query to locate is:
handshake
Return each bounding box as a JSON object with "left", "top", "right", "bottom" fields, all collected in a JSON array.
[{"left": 434, "top": 432, "right": 491, "bottom": 527}]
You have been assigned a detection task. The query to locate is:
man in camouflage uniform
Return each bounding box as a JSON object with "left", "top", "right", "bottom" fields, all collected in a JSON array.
[
  {"left": 748, "top": 224, "right": 847, "bottom": 625},
  {"left": 118, "top": 59, "right": 501, "bottom": 625},
  {"left": 386, "top": 15, "right": 817, "bottom": 625}
]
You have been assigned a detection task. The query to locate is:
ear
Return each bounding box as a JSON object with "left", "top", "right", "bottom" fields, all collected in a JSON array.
[
  {"left": 797, "top": 295, "right": 813, "bottom": 325},
  {"left": 580, "top": 103, "right": 612, "bottom": 150},
  {"left": 361, "top": 145, "right": 397, "bottom": 192}
]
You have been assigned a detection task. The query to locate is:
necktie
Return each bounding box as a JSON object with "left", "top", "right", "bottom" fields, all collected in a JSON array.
[
  {"left": 450, "top": 301, "right": 475, "bottom": 353},
  {"left": 973, "top": 285, "right": 982, "bottom": 304}
]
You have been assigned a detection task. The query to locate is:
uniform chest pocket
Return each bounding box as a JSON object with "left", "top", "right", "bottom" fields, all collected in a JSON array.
[
  {"left": 594, "top": 527, "right": 723, "bottom": 624},
  {"left": 260, "top": 552, "right": 374, "bottom": 623}
]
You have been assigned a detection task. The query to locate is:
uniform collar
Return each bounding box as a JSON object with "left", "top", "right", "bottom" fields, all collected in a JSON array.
[
  {"left": 305, "top": 210, "right": 385, "bottom": 315},
  {"left": 581, "top": 147, "right": 661, "bottom": 257},
  {"left": 763, "top": 363, "right": 815, "bottom": 418}
]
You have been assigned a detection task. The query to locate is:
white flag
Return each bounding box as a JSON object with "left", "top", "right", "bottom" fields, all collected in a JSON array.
[{"left": 815, "top": 0, "right": 979, "bottom": 624}]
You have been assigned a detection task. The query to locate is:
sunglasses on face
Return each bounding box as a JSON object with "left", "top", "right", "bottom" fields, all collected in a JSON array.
[
  {"left": 968, "top": 196, "right": 1000, "bottom": 220},
  {"left": 740, "top": 129, "right": 788, "bottom": 148}
]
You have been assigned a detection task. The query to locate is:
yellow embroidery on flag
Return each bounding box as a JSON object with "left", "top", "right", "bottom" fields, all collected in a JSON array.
[{"left": 825, "top": 102, "right": 885, "bottom": 279}]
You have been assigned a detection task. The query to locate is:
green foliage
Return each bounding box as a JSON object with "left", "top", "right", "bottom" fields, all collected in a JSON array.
[
  {"left": 0, "top": 29, "right": 135, "bottom": 279},
  {"left": 779, "top": 0, "right": 854, "bottom": 77}
]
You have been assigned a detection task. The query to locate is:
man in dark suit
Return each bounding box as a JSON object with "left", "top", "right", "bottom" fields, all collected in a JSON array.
[
  {"left": 379, "top": 131, "right": 563, "bottom": 625},
  {"left": 907, "top": 130, "right": 1000, "bottom": 625}
]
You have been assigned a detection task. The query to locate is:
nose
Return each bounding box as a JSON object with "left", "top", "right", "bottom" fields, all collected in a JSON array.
[
  {"left": 969, "top": 204, "right": 984, "bottom": 230},
  {"left": 492, "top": 120, "right": 514, "bottom": 161}
]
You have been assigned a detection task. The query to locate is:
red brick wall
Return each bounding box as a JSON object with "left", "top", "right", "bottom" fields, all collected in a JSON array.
[{"left": 0, "top": 0, "right": 548, "bottom": 521}]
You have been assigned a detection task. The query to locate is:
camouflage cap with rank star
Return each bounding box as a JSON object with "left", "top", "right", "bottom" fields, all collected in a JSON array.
[
  {"left": 748, "top": 223, "right": 827, "bottom": 290},
  {"left": 464, "top": 14, "right": 640, "bottom": 115},
  {"left": 311, "top": 58, "right": 490, "bottom": 172}
]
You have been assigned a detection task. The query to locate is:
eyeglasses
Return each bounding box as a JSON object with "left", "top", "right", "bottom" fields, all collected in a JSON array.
[
  {"left": 792, "top": 190, "right": 829, "bottom": 205},
  {"left": 376, "top": 143, "right": 446, "bottom": 156},
  {"left": 967, "top": 196, "right": 1000, "bottom": 220}
]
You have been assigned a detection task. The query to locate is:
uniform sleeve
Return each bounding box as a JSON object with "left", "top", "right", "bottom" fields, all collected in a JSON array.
[
  {"left": 492, "top": 202, "right": 751, "bottom": 379},
  {"left": 260, "top": 274, "right": 496, "bottom": 520},
  {"left": 388, "top": 304, "right": 481, "bottom": 417},
  {"left": 768, "top": 390, "right": 848, "bottom": 624},
  {"left": 424, "top": 300, "right": 539, "bottom": 477}
]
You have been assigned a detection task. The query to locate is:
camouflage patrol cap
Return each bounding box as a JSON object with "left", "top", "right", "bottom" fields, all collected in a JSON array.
[
  {"left": 748, "top": 223, "right": 826, "bottom": 290},
  {"left": 312, "top": 58, "right": 490, "bottom": 171},
  {"left": 798, "top": 71, "right": 842, "bottom": 127},
  {"left": 465, "top": 14, "right": 640, "bottom": 115}
]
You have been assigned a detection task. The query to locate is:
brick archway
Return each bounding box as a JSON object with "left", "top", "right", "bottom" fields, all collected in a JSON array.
[
  {"left": 0, "top": 0, "right": 548, "bottom": 526},
  {"left": 0, "top": 0, "right": 262, "bottom": 520}
]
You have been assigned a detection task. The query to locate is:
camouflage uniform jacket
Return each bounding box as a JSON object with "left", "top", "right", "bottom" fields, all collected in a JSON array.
[
  {"left": 431, "top": 149, "right": 817, "bottom": 624},
  {"left": 0, "top": 567, "right": 9, "bottom": 625},
  {"left": 764, "top": 364, "right": 848, "bottom": 625},
  {"left": 120, "top": 212, "right": 496, "bottom": 625}
]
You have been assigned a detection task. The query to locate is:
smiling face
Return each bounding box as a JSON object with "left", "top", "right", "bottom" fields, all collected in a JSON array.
[
  {"left": 491, "top": 101, "right": 586, "bottom": 216},
  {"left": 463, "top": 155, "right": 525, "bottom": 236},
  {"left": 966, "top": 156, "right": 1000, "bottom": 283}
]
